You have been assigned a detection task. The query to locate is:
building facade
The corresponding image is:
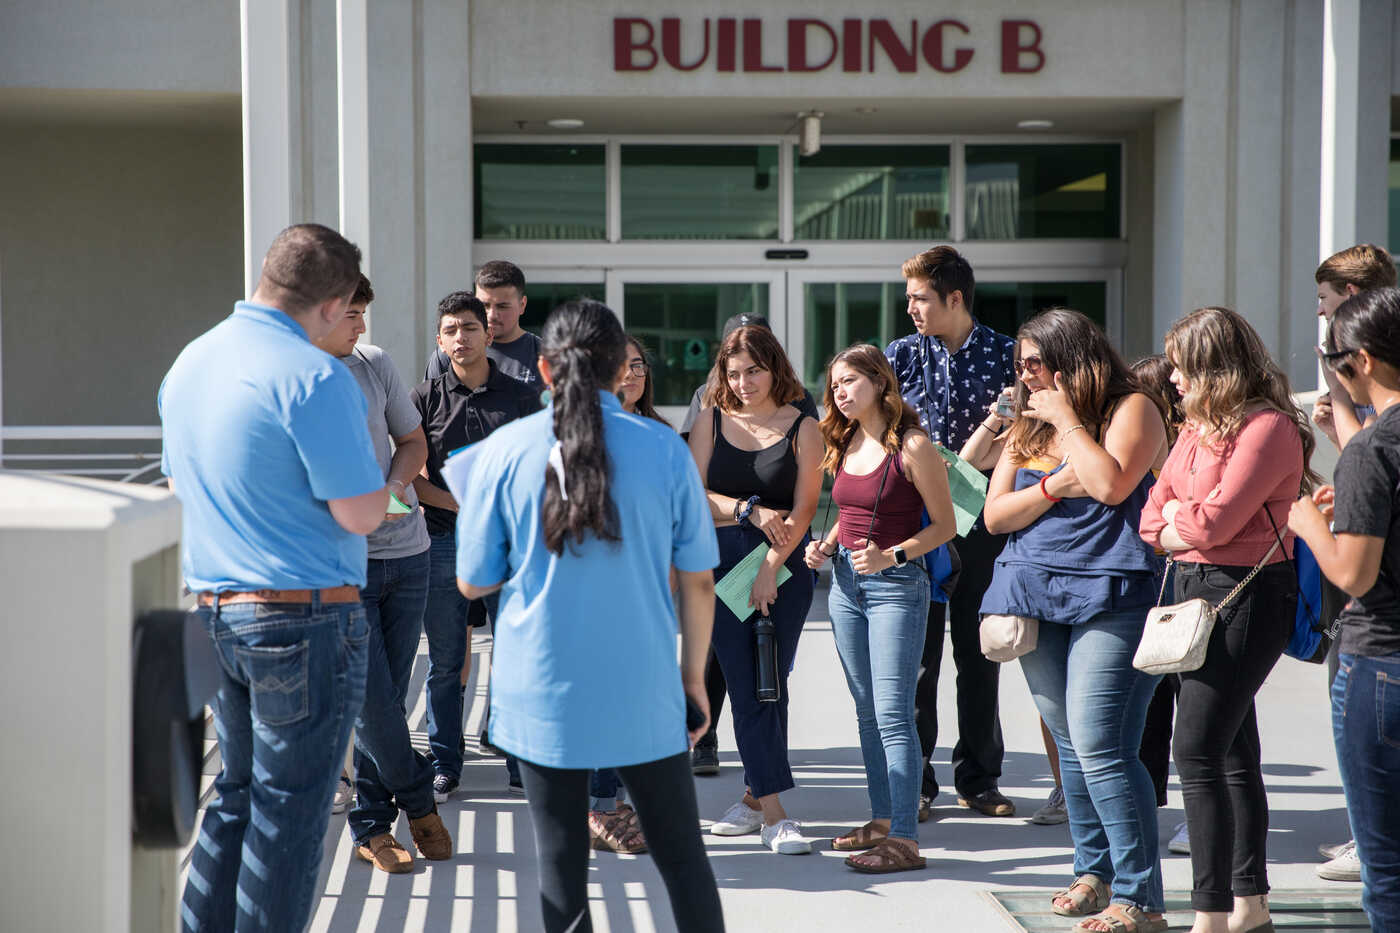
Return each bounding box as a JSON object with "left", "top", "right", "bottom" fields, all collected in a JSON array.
[{"left": 0, "top": 0, "right": 1397, "bottom": 443}]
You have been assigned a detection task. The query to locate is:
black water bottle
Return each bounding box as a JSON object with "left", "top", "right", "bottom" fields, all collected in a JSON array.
[{"left": 754, "top": 615, "right": 780, "bottom": 703}]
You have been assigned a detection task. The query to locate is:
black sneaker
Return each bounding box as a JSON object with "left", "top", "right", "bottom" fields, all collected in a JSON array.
[
  {"left": 957, "top": 787, "right": 1015, "bottom": 817},
  {"left": 507, "top": 777, "right": 525, "bottom": 797},
  {"left": 479, "top": 728, "right": 501, "bottom": 757},
  {"left": 432, "top": 774, "right": 458, "bottom": 804},
  {"left": 691, "top": 742, "right": 720, "bottom": 776},
  {"left": 918, "top": 794, "right": 932, "bottom": 823}
]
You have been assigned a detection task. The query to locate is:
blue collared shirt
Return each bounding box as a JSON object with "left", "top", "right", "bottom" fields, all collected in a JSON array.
[
  {"left": 885, "top": 322, "right": 1017, "bottom": 450},
  {"left": 159, "top": 302, "right": 385, "bottom": 592},
  {"left": 456, "top": 392, "right": 719, "bottom": 769}
]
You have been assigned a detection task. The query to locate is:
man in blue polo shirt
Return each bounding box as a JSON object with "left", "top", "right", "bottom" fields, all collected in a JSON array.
[{"left": 161, "top": 224, "right": 389, "bottom": 932}]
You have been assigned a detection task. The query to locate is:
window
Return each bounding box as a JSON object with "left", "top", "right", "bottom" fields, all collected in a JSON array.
[
  {"left": 964, "top": 144, "right": 1121, "bottom": 239},
  {"left": 793, "top": 146, "right": 951, "bottom": 240},
  {"left": 474, "top": 145, "right": 605, "bottom": 239},
  {"left": 975, "top": 282, "right": 1108, "bottom": 338},
  {"left": 621, "top": 145, "right": 779, "bottom": 239},
  {"left": 622, "top": 282, "right": 771, "bottom": 404},
  {"left": 801, "top": 282, "right": 912, "bottom": 392},
  {"left": 1389, "top": 137, "right": 1400, "bottom": 253},
  {"left": 517, "top": 282, "right": 606, "bottom": 334}
]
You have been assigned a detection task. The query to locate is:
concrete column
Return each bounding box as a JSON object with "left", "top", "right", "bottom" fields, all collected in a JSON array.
[
  {"left": 241, "top": 0, "right": 340, "bottom": 296},
  {"left": 338, "top": 0, "right": 471, "bottom": 382}
]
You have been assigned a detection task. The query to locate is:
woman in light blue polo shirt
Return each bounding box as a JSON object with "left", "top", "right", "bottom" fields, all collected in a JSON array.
[{"left": 456, "top": 300, "right": 725, "bottom": 933}]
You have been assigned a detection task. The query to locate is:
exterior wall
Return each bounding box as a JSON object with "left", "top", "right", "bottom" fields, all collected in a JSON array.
[
  {"left": 0, "top": 121, "right": 241, "bottom": 426},
  {"left": 0, "top": 0, "right": 237, "bottom": 93}
]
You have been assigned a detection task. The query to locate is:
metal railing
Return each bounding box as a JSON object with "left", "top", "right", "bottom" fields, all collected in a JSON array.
[{"left": 0, "top": 425, "right": 166, "bottom": 485}]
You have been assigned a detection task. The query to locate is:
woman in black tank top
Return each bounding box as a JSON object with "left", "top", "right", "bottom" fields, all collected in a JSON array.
[{"left": 687, "top": 325, "right": 822, "bottom": 854}]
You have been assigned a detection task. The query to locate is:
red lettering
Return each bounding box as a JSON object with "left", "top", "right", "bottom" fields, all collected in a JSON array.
[
  {"left": 662, "top": 17, "right": 710, "bottom": 71},
  {"left": 867, "top": 18, "right": 917, "bottom": 73},
  {"left": 786, "top": 18, "right": 838, "bottom": 72},
  {"left": 742, "top": 18, "right": 782, "bottom": 72},
  {"left": 716, "top": 17, "right": 737, "bottom": 72},
  {"left": 1001, "top": 19, "right": 1044, "bottom": 73},
  {"left": 921, "top": 19, "right": 973, "bottom": 73},
  {"left": 841, "top": 19, "right": 862, "bottom": 72},
  {"left": 613, "top": 17, "right": 657, "bottom": 71}
]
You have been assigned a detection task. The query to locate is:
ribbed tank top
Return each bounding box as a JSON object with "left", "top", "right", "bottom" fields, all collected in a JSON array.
[
  {"left": 832, "top": 451, "right": 924, "bottom": 549},
  {"left": 706, "top": 407, "right": 803, "bottom": 511}
]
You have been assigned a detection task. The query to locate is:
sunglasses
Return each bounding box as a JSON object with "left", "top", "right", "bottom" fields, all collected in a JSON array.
[
  {"left": 1320, "top": 347, "right": 1357, "bottom": 372},
  {"left": 1014, "top": 355, "right": 1046, "bottom": 376}
]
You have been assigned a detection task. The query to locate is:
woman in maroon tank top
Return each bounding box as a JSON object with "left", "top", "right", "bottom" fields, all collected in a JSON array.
[{"left": 804, "top": 344, "right": 956, "bottom": 873}]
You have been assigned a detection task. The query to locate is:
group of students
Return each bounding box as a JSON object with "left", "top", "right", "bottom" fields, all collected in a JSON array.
[{"left": 165, "top": 223, "right": 1400, "bottom": 933}]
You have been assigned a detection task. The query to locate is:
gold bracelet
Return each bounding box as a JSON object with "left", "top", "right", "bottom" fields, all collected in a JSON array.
[{"left": 1062, "top": 424, "right": 1087, "bottom": 439}]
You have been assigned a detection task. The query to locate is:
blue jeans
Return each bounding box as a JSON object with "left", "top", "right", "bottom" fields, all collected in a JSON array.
[
  {"left": 828, "top": 548, "right": 929, "bottom": 839},
  {"left": 1334, "top": 652, "right": 1400, "bottom": 932},
  {"left": 348, "top": 550, "right": 435, "bottom": 845},
  {"left": 1019, "top": 608, "right": 1164, "bottom": 913},
  {"left": 182, "top": 597, "right": 368, "bottom": 932},
  {"left": 423, "top": 530, "right": 489, "bottom": 781}
]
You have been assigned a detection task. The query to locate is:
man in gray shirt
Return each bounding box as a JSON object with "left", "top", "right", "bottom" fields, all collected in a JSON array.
[{"left": 313, "top": 275, "right": 451, "bottom": 874}]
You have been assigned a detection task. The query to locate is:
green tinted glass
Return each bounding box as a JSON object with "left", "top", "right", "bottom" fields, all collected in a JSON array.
[
  {"left": 794, "top": 146, "right": 951, "bottom": 240},
  {"left": 517, "top": 282, "right": 606, "bottom": 334},
  {"left": 474, "top": 145, "right": 605, "bottom": 240},
  {"left": 801, "top": 282, "right": 913, "bottom": 393},
  {"left": 964, "top": 144, "right": 1121, "bottom": 239},
  {"left": 621, "top": 146, "right": 779, "bottom": 240},
  {"left": 975, "top": 282, "right": 1108, "bottom": 339},
  {"left": 623, "top": 282, "right": 771, "bottom": 405},
  {"left": 1389, "top": 138, "right": 1400, "bottom": 252}
]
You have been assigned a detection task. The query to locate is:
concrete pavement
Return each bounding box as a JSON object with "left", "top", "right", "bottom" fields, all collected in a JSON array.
[{"left": 297, "top": 581, "right": 1355, "bottom": 932}]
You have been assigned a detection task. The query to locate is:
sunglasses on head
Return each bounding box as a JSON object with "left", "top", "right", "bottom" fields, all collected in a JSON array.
[{"left": 1014, "top": 355, "right": 1046, "bottom": 376}]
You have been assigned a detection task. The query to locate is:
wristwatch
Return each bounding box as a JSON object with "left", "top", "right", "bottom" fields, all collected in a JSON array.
[{"left": 892, "top": 545, "right": 909, "bottom": 567}]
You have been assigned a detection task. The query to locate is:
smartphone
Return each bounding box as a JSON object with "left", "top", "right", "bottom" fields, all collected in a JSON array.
[{"left": 995, "top": 388, "right": 1016, "bottom": 419}]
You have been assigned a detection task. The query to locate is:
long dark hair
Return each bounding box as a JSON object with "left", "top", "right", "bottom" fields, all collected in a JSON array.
[
  {"left": 541, "top": 300, "right": 626, "bottom": 556},
  {"left": 1005, "top": 308, "right": 1154, "bottom": 461},
  {"left": 1131, "top": 354, "right": 1184, "bottom": 445}
]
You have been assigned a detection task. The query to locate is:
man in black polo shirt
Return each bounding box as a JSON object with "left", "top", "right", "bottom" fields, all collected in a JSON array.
[{"left": 412, "top": 291, "right": 540, "bottom": 801}]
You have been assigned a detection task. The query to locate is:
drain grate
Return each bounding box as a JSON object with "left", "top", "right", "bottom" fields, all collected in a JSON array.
[{"left": 985, "top": 890, "right": 1371, "bottom": 932}]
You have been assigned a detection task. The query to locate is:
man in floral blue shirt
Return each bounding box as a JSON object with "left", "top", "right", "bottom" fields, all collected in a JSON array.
[{"left": 885, "top": 246, "right": 1018, "bottom": 820}]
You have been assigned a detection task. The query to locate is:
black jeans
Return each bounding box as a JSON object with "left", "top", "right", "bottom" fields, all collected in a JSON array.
[
  {"left": 517, "top": 751, "right": 725, "bottom": 933},
  {"left": 1172, "top": 560, "right": 1296, "bottom": 912},
  {"left": 1139, "top": 675, "right": 1180, "bottom": 808},
  {"left": 917, "top": 521, "right": 1006, "bottom": 798}
]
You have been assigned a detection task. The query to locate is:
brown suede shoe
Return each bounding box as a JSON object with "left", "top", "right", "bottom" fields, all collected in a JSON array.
[
  {"left": 957, "top": 788, "right": 1016, "bottom": 817},
  {"left": 409, "top": 810, "right": 453, "bottom": 861},
  {"left": 355, "top": 833, "right": 414, "bottom": 874}
]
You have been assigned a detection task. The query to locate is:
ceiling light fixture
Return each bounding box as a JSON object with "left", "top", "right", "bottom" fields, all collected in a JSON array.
[
  {"left": 1017, "top": 119, "right": 1054, "bottom": 130},
  {"left": 798, "top": 111, "right": 824, "bottom": 157},
  {"left": 854, "top": 106, "right": 879, "bottom": 114},
  {"left": 546, "top": 118, "right": 585, "bottom": 129}
]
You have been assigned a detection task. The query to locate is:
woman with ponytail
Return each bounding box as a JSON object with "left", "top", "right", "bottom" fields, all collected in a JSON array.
[{"left": 456, "top": 300, "right": 725, "bottom": 933}]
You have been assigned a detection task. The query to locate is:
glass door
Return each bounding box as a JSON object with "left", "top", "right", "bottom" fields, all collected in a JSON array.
[
  {"left": 606, "top": 269, "right": 787, "bottom": 424},
  {"left": 785, "top": 267, "right": 1121, "bottom": 397}
]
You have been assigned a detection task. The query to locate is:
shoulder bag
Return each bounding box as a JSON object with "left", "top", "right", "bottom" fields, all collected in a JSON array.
[{"left": 1132, "top": 516, "right": 1281, "bottom": 675}]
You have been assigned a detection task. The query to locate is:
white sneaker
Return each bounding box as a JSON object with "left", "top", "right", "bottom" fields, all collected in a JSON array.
[
  {"left": 1030, "top": 786, "right": 1068, "bottom": 825},
  {"left": 1317, "top": 840, "right": 1362, "bottom": 881},
  {"left": 710, "top": 801, "right": 763, "bottom": 836},
  {"left": 1168, "top": 821, "right": 1190, "bottom": 855},
  {"left": 760, "top": 818, "right": 812, "bottom": 855}
]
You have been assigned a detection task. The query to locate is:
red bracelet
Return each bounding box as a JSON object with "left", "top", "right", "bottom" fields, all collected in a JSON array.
[{"left": 1040, "top": 475, "right": 1062, "bottom": 503}]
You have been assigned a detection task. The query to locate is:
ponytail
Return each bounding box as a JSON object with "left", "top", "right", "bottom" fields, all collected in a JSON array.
[{"left": 541, "top": 300, "right": 626, "bottom": 555}]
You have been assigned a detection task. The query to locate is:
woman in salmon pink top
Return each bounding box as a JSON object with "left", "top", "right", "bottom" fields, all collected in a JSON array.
[{"left": 1139, "top": 307, "right": 1319, "bottom": 933}]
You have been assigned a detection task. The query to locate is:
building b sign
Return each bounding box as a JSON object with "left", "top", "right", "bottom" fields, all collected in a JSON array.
[{"left": 614, "top": 17, "right": 1045, "bottom": 74}]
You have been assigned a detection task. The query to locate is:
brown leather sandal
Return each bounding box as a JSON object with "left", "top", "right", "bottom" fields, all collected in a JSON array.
[
  {"left": 1071, "top": 903, "right": 1169, "bottom": 933},
  {"left": 589, "top": 807, "right": 648, "bottom": 854},
  {"left": 833, "top": 820, "right": 889, "bottom": 852},
  {"left": 1052, "top": 874, "right": 1109, "bottom": 916},
  {"left": 844, "top": 838, "right": 926, "bottom": 873}
]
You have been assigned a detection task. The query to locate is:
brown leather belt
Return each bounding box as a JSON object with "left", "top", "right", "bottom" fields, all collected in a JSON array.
[{"left": 197, "top": 585, "right": 361, "bottom": 607}]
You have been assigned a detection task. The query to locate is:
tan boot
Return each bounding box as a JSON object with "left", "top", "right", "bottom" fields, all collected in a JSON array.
[
  {"left": 355, "top": 833, "right": 414, "bottom": 874},
  {"left": 409, "top": 810, "right": 453, "bottom": 861}
]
